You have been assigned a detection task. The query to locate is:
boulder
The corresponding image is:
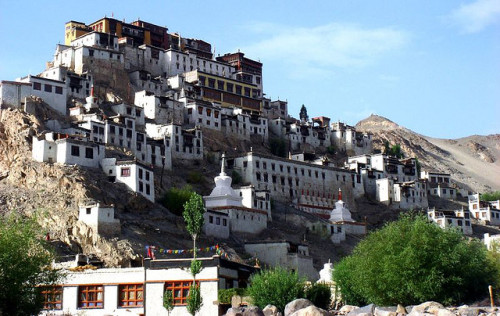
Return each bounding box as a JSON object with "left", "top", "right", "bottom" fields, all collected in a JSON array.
[
  {"left": 264, "top": 305, "right": 283, "bottom": 316},
  {"left": 396, "top": 305, "right": 407, "bottom": 315},
  {"left": 436, "top": 308, "right": 456, "bottom": 316},
  {"left": 456, "top": 306, "right": 481, "bottom": 316},
  {"left": 226, "top": 307, "right": 244, "bottom": 316},
  {"left": 348, "top": 304, "right": 375, "bottom": 316},
  {"left": 243, "top": 306, "right": 265, "bottom": 316},
  {"left": 289, "top": 305, "right": 331, "bottom": 316},
  {"left": 410, "top": 302, "right": 444, "bottom": 314},
  {"left": 375, "top": 306, "right": 398, "bottom": 316},
  {"left": 285, "top": 299, "right": 314, "bottom": 316},
  {"left": 340, "top": 306, "right": 361, "bottom": 314}
]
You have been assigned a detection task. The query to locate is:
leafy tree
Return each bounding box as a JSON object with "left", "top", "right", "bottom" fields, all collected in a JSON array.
[
  {"left": 160, "top": 185, "right": 194, "bottom": 215},
  {"left": 482, "top": 191, "right": 500, "bottom": 201},
  {"left": 333, "top": 214, "right": 495, "bottom": 306},
  {"left": 163, "top": 289, "right": 174, "bottom": 315},
  {"left": 0, "top": 214, "right": 61, "bottom": 315},
  {"left": 299, "top": 104, "right": 309, "bottom": 122},
  {"left": 269, "top": 137, "right": 288, "bottom": 158},
  {"left": 182, "top": 193, "right": 205, "bottom": 315},
  {"left": 247, "top": 266, "right": 305, "bottom": 313},
  {"left": 305, "top": 283, "right": 332, "bottom": 310},
  {"left": 390, "top": 144, "right": 404, "bottom": 158}
]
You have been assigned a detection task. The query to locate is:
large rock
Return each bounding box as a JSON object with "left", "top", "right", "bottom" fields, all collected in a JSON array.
[
  {"left": 348, "top": 304, "right": 375, "bottom": 316},
  {"left": 340, "top": 306, "right": 360, "bottom": 314},
  {"left": 410, "top": 302, "right": 444, "bottom": 314},
  {"left": 375, "top": 306, "right": 398, "bottom": 316},
  {"left": 289, "top": 306, "right": 331, "bottom": 316},
  {"left": 264, "top": 305, "right": 283, "bottom": 316},
  {"left": 435, "top": 308, "right": 456, "bottom": 316},
  {"left": 285, "top": 299, "right": 314, "bottom": 316},
  {"left": 243, "top": 306, "right": 265, "bottom": 316},
  {"left": 226, "top": 307, "right": 244, "bottom": 316}
]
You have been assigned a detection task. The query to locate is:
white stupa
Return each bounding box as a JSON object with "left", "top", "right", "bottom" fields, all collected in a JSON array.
[
  {"left": 329, "top": 188, "right": 353, "bottom": 223},
  {"left": 204, "top": 154, "right": 243, "bottom": 209},
  {"left": 317, "top": 260, "right": 334, "bottom": 283},
  {"left": 84, "top": 86, "right": 98, "bottom": 111}
]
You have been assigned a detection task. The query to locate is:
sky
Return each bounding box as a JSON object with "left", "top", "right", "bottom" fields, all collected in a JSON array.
[{"left": 0, "top": 0, "right": 499, "bottom": 138}]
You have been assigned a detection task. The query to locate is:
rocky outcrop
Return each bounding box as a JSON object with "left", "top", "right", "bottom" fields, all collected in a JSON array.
[{"left": 285, "top": 299, "right": 315, "bottom": 316}]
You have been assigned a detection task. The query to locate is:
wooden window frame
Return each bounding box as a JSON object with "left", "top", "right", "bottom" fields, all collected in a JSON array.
[
  {"left": 78, "top": 285, "right": 104, "bottom": 309},
  {"left": 41, "top": 286, "right": 63, "bottom": 310},
  {"left": 164, "top": 281, "right": 199, "bottom": 305},
  {"left": 118, "top": 284, "right": 144, "bottom": 307}
]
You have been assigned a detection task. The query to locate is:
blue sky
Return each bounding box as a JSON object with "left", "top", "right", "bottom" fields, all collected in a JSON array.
[{"left": 1, "top": 0, "right": 498, "bottom": 138}]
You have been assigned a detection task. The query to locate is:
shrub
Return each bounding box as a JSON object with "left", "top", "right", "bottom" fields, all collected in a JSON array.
[
  {"left": 333, "top": 214, "right": 495, "bottom": 306},
  {"left": 269, "top": 137, "right": 288, "bottom": 158},
  {"left": 482, "top": 191, "right": 500, "bottom": 201},
  {"left": 187, "top": 171, "right": 204, "bottom": 184},
  {"left": 247, "top": 266, "right": 305, "bottom": 312},
  {"left": 218, "top": 288, "right": 246, "bottom": 304},
  {"left": 305, "top": 283, "right": 332, "bottom": 310},
  {"left": 232, "top": 170, "right": 242, "bottom": 185},
  {"left": 327, "top": 145, "right": 335, "bottom": 155},
  {"left": 160, "top": 185, "right": 194, "bottom": 215}
]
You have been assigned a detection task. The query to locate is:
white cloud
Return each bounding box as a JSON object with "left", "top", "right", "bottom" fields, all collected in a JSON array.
[
  {"left": 239, "top": 22, "right": 409, "bottom": 74},
  {"left": 448, "top": 0, "right": 500, "bottom": 33}
]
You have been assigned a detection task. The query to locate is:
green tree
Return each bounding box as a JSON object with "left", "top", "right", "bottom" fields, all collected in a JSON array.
[
  {"left": 482, "top": 191, "right": 500, "bottom": 201},
  {"left": 0, "top": 214, "right": 61, "bottom": 315},
  {"left": 160, "top": 185, "right": 194, "bottom": 215},
  {"left": 299, "top": 104, "right": 309, "bottom": 122},
  {"left": 390, "top": 144, "right": 404, "bottom": 158},
  {"left": 182, "top": 193, "right": 205, "bottom": 315},
  {"left": 247, "top": 266, "right": 305, "bottom": 313},
  {"left": 333, "top": 214, "right": 495, "bottom": 306},
  {"left": 305, "top": 283, "right": 332, "bottom": 310},
  {"left": 163, "top": 289, "right": 174, "bottom": 315},
  {"left": 269, "top": 137, "right": 288, "bottom": 158}
]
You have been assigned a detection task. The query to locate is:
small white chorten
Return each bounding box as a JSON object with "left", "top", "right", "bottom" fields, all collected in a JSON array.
[
  {"left": 84, "top": 86, "right": 98, "bottom": 111},
  {"left": 204, "top": 154, "right": 243, "bottom": 208},
  {"left": 329, "top": 188, "right": 353, "bottom": 222},
  {"left": 317, "top": 260, "right": 334, "bottom": 283}
]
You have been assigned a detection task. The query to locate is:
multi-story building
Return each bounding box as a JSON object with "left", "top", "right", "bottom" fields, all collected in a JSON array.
[
  {"left": 427, "top": 208, "right": 473, "bottom": 235},
  {"left": 184, "top": 100, "right": 222, "bottom": 131},
  {"left": 216, "top": 52, "right": 263, "bottom": 92},
  {"left": 16, "top": 75, "right": 67, "bottom": 115},
  {"left": 185, "top": 70, "right": 262, "bottom": 114},
  {"left": 468, "top": 193, "right": 500, "bottom": 226},
  {"left": 227, "top": 152, "right": 363, "bottom": 204},
  {"left": 78, "top": 201, "right": 120, "bottom": 237},
  {"left": 101, "top": 158, "right": 155, "bottom": 202},
  {"left": 134, "top": 90, "right": 184, "bottom": 125},
  {"left": 348, "top": 153, "right": 418, "bottom": 183},
  {"left": 376, "top": 178, "right": 428, "bottom": 209}
]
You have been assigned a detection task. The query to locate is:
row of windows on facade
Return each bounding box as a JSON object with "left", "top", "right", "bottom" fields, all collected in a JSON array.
[
  {"left": 474, "top": 211, "right": 500, "bottom": 219},
  {"left": 71, "top": 145, "right": 95, "bottom": 159},
  {"left": 208, "top": 215, "right": 227, "bottom": 226},
  {"left": 33, "top": 82, "right": 64, "bottom": 94},
  {"left": 119, "top": 166, "right": 151, "bottom": 182},
  {"left": 41, "top": 281, "right": 196, "bottom": 310},
  {"left": 199, "top": 76, "right": 260, "bottom": 98},
  {"left": 437, "top": 219, "right": 471, "bottom": 227},
  {"left": 88, "top": 49, "right": 121, "bottom": 61},
  {"left": 175, "top": 53, "right": 231, "bottom": 74}
]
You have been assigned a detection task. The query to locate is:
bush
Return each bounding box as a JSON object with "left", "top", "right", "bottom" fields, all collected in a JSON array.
[
  {"left": 482, "top": 191, "right": 500, "bottom": 201},
  {"left": 327, "top": 145, "right": 335, "bottom": 155},
  {"left": 218, "top": 288, "right": 247, "bottom": 304},
  {"left": 305, "top": 283, "right": 331, "bottom": 310},
  {"left": 247, "top": 267, "right": 305, "bottom": 312},
  {"left": 187, "top": 171, "right": 204, "bottom": 184},
  {"left": 231, "top": 170, "right": 242, "bottom": 185},
  {"left": 160, "top": 185, "right": 194, "bottom": 215},
  {"left": 269, "top": 137, "right": 288, "bottom": 158},
  {"left": 333, "top": 214, "right": 495, "bottom": 306}
]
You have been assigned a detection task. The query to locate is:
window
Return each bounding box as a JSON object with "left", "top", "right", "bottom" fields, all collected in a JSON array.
[
  {"left": 223, "top": 218, "right": 227, "bottom": 226},
  {"left": 78, "top": 285, "right": 103, "bottom": 308},
  {"left": 164, "top": 281, "right": 198, "bottom": 305},
  {"left": 139, "top": 168, "right": 143, "bottom": 179},
  {"left": 226, "top": 83, "right": 233, "bottom": 92},
  {"left": 209, "top": 215, "right": 213, "bottom": 224},
  {"left": 86, "top": 207, "right": 91, "bottom": 214},
  {"left": 71, "top": 145, "right": 80, "bottom": 157},
  {"left": 44, "top": 84, "right": 52, "bottom": 92},
  {"left": 118, "top": 284, "right": 143, "bottom": 307},
  {"left": 235, "top": 85, "right": 242, "bottom": 95},
  {"left": 42, "top": 286, "right": 63, "bottom": 310},
  {"left": 121, "top": 167, "right": 131, "bottom": 177},
  {"left": 216, "top": 217, "right": 220, "bottom": 225},
  {"left": 55, "top": 86, "right": 63, "bottom": 94},
  {"left": 85, "top": 147, "right": 93, "bottom": 159},
  {"left": 33, "top": 82, "right": 41, "bottom": 90}
]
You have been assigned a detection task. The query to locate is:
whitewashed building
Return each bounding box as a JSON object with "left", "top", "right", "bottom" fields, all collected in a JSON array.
[
  {"left": 17, "top": 75, "right": 67, "bottom": 115},
  {"left": 78, "top": 201, "right": 120, "bottom": 236},
  {"left": 39, "top": 256, "right": 257, "bottom": 316},
  {"left": 203, "top": 155, "right": 268, "bottom": 237},
  {"left": 348, "top": 154, "right": 418, "bottom": 183},
  {"left": 134, "top": 90, "right": 184, "bottom": 125},
  {"left": 101, "top": 158, "right": 155, "bottom": 202},
  {"left": 427, "top": 208, "right": 473, "bottom": 235},
  {"left": 0, "top": 80, "right": 32, "bottom": 109},
  {"left": 484, "top": 233, "right": 500, "bottom": 251},
  {"left": 244, "top": 241, "right": 318, "bottom": 281},
  {"left": 32, "top": 133, "right": 104, "bottom": 168},
  {"left": 468, "top": 193, "right": 500, "bottom": 226},
  {"left": 328, "top": 189, "right": 366, "bottom": 236},
  {"left": 376, "top": 178, "right": 428, "bottom": 209},
  {"left": 184, "top": 100, "right": 222, "bottom": 130}
]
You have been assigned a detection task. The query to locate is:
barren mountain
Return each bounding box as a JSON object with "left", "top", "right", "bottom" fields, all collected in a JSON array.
[{"left": 356, "top": 114, "right": 500, "bottom": 193}]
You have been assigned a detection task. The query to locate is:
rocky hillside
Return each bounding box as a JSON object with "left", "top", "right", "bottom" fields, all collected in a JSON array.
[{"left": 356, "top": 114, "right": 500, "bottom": 193}]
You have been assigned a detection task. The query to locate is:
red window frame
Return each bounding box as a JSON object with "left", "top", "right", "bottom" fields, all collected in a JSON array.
[
  {"left": 118, "top": 284, "right": 144, "bottom": 307},
  {"left": 78, "top": 285, "right": 104, "bottom": 309},
  {"left": 164, "top": 281, "right": 199, "bottom": 305},
  {"left": 41, "top": 286, "right": 63, "bottom": 310}
]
